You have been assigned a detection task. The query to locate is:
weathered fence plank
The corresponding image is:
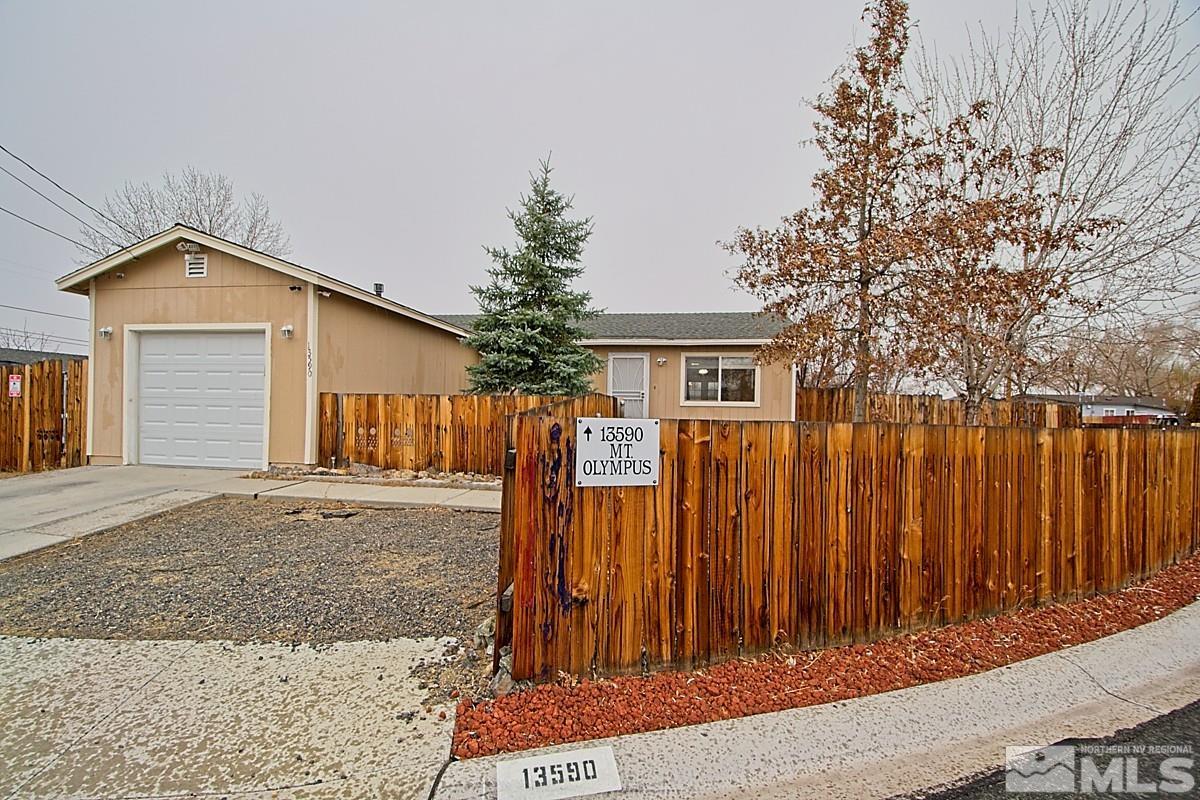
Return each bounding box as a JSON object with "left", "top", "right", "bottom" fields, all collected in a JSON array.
[
  {"left": 796, "top": 388, "right": 1082, "bottom": 427},
  {"left": 0, "top": 359, "right": 87, "bottom": 473}
]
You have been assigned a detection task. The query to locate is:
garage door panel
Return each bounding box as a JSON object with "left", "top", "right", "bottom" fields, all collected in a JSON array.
[{"left": 137, "top": 331, "right": 266, "bottom": 469}]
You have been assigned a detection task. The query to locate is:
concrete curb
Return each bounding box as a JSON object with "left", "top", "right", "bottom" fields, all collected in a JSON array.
[
  {"left": 241, "top": 482, "right": 503, "bottom": 513},
  {"left": 434, "top": 602, "right": 1200, "bottom": 799},
  {"left": 0, "top": 490, "right": 218, "bottom": 562}
]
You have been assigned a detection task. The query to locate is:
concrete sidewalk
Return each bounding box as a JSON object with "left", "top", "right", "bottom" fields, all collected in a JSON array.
[
  {"left": 435, "top": 602, "right": 1200, "bottom": 799},
  {"left": 238, "top": 478, "right": 503, "bottom": 512},
  {"left": 0, "top": 635, "right": 458, "bottom": 799},
  {"left": 1, "top": 466, "right": 501, "bottom": 562}
]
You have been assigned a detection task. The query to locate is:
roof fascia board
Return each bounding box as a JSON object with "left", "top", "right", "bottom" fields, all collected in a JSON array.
[{"left": 581, "top": 338, "right": 770, "bottom": 347}]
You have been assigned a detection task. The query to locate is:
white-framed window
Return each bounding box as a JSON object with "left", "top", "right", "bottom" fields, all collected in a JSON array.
[
  {"left": 184, "top": 253, "right": 208, "bottom": 278},
  {"left": 681, "top": 354, "right": 760, "bottom": 406},
  {"left": 1104, "top": 408, "right": 1116, "bottom": 416}
]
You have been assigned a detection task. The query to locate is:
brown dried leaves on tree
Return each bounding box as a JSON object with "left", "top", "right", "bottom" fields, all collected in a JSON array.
[{"left": 726, "top": 0, "right": 921, "bottom": 422}]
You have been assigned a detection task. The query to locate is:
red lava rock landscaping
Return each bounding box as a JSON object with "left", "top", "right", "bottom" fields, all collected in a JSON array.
[{"left": 453, "top": 554, "right": 1200, "bottom": 759}]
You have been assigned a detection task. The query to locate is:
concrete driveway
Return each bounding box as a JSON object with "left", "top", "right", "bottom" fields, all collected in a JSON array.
[{"left": 0, "top": 466, "right": 288, "bottom": 561}]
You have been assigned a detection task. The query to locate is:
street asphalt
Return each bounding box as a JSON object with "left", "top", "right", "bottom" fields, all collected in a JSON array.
[{"left": 901, "top": 699, "right": 1199, "bottom": 799}]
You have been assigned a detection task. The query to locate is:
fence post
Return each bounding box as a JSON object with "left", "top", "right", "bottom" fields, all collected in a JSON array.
[
  {"left": 19, "top": 364, "right": 31, "bottom": 472},
  {"left": 334, "top": 393, "right": 345, "bottom": 468}
]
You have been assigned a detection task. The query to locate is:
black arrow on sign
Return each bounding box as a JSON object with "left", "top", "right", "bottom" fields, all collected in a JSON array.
[{"left": 583, "top": 426, "right": 593, "bottom": 441}]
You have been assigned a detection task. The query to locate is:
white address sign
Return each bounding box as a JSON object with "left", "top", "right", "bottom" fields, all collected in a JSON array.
[{"left": 574, "top": 417, "right": 660, "bottom": 487}]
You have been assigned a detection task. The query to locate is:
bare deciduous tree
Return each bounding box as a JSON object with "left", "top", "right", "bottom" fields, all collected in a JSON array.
[
  {"left": 0, "top": 323, "right": 57, "bottom": 352},
  {"left": 1040, "top": 317, "right": 1200, "bottom": 411},
  {"left": 78, "top": 166, "right": 291, "bottom": 260},
  {"left": 912, "top": 0, "right": 1200, "bottom": 369}
]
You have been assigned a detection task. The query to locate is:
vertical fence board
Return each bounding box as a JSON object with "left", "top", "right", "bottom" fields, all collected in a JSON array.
[
  {"left": 710, "top": 421, "right": 742, "bottom": 659},
  {"left": 767, "top": 422, "right": 798, "bottom": 646},
  {"left": 739, "top": 422, "right": 770, "bottom": 652},
  {"left": 646, "top": 418, "right": 678, "bottom": 669}
]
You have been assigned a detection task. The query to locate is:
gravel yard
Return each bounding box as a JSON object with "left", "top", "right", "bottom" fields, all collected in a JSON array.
[{"left": 0, "top": 496, "right": 498, "bottom": 648}]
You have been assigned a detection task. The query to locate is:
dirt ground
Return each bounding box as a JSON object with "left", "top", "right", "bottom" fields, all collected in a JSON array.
[{"left": 0, "top": 496, "right": 500, "bottom": 699}]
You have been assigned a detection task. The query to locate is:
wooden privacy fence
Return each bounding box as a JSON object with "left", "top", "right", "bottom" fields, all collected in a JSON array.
[
  {"left": 318, "top": 392, "right": 620, "bottom": 476},
  {"left": 795, "top": 388, "right": 1082, "bottom": 428},
  {"left": 499, "top": 416, "right": 1199, "bottom": 681},
  {"left": 0, "top": 359, "right": 88, "bottom": 472}
]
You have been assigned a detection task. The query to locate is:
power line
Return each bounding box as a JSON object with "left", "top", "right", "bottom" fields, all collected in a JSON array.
[
  {"left": 0, "top": 303, "right": 88, "bottom": 322},
  {"left": 0, "top": 142, "right": 137, "bottom": 239},
  {"left": 0, "top": 204, "right": 88, "bottom": 249},
  {"left": 0, "top": 327, "right": 88, "bottom": 347},
  {"left": 0, "top": 253, "right": 59, "bottom": 274},
  {"left": 0, "top": 335, "right": 87, "bottom": 352},
  {"left": 0, "top": 163, "right": 124, "bottom": 251}
]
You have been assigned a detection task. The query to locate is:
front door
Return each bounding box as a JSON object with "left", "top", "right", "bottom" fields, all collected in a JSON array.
[{"left": 608, "top": 353, "right": 648, "bottom": 418}]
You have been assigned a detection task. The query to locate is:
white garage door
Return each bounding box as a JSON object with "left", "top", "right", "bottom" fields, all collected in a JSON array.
[{"left": 138, "top": 331, "right": 266, "bottom": 469}]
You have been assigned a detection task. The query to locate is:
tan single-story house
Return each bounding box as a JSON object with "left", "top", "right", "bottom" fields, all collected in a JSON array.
[
  {"left": 56, "top": 224, "right": 476, "bottom": 469},
  {"left": 437, "top": 313, "right": 795, "bottom": 421},
  {"left": 58, "top": 225, "right": 794, "bottom": 470}
]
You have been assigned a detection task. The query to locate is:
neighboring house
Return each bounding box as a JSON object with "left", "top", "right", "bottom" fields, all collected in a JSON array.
[
  {"left": 1017, "top": 393, "right": 1179, "bottom": 425},
  {"left": 57, "top": 224, "right": 476, "bottom": 470},
  {"left": 439, "top": 312, "right": 794, "bottom": 421},
  {"left": 0, "top": 347, "right": 86, "bottom": 367}
]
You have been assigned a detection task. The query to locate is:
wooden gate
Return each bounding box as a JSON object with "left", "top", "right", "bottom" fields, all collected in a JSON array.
[{"left": 0, "top": 359, "right": 88, "bottom": 472}]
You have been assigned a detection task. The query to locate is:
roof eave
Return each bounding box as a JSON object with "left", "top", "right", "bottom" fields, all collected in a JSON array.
[{"left": 580, "top": 338, "right": 770, "bottom": 347}]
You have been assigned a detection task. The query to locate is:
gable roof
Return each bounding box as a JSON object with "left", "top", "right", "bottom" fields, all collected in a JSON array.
[
  {"left": 0, "top": 347, "right": 86, "bottom": 366},
  {"left": 56, "top": 224, "right": 470, "bottom": 338},
  {"left": 436, "top": 311, "right": 784, "bottom": 344}
]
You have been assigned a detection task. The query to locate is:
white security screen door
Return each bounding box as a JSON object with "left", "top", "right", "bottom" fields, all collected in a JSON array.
[
  {"left": 137, "top": 331, "right": 266, "bottom": 468},
  {"left": 608, "top": 354, "right": 648, "bottom": 418}
]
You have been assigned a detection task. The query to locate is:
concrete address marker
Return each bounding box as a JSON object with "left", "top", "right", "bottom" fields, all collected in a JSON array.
[{"left": 496, "top": 744, "right": 622, "bottom": 799}]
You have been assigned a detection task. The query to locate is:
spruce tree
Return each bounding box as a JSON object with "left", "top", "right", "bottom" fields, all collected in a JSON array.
[{"left": 465, "top": 159, "right": 603, "bottom": 395}]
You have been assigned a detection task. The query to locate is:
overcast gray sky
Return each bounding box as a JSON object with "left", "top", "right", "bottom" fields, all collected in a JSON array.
[{"left": 1, "top": 1, "right": 1183, "bottom": 353}]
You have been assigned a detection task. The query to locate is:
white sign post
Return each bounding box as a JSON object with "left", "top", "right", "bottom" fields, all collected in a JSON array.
[{"left": 575, "top": 417, "right": 660, "bottom": 487}]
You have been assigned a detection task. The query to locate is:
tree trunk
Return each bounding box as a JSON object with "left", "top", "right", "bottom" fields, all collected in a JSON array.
[
  {"left": 852, "top": 297, "right": 872, "bottom": 423},
  {"left": 963, "top": 390, "right": 982, "bottom": 426}
]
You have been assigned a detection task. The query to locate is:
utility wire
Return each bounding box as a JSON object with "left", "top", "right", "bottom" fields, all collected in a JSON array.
[
  {"left": 0, "top": 142, "right": 138, "bottom": 238},
  {"left": 0, "top": 163, "right": 124, "bottom": 251},
  {"left": 0, "top": 204, "right": 88, "bottom": 248},
  {"left": 0, "top": 325, "right": 87, "bottom": 343},
  {"left": 0, "top": 303, "right": 87, "bottom": 322}
]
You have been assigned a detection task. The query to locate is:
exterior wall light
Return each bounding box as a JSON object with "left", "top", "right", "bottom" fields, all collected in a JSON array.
[
  {"left": 281, "top": 324, "right": 294, "bottom": 338},
  {"left": 97, "top": 327, "right": 113, "bottom": 339},
  {"left": 656, "top": 357, "right": 668, "bottom": 366}
]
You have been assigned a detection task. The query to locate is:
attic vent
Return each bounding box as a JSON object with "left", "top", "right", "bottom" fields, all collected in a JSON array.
[{"left": 184, "top": 253, "right": 208, "bottom": 278}]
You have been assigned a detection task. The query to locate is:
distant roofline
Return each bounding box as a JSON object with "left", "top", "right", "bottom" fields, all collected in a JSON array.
[{"left": 1016, "top": 392, "right": 1173, "bottom": 410}]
